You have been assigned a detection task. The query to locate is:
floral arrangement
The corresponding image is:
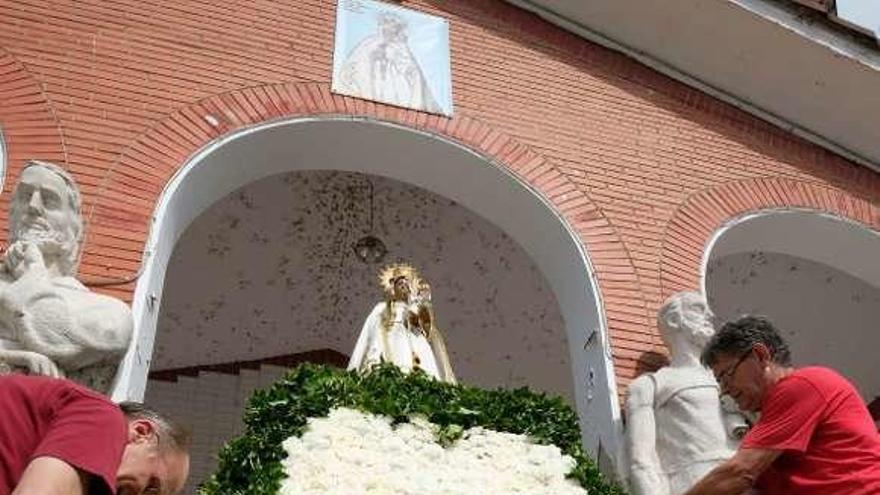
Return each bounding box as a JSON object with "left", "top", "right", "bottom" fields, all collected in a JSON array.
[
  {"left": 198, "top": 363, "right": 625, "bottom": 495},
  {"left": 280, "top": 407, "right": 586, "bottom": 495}
]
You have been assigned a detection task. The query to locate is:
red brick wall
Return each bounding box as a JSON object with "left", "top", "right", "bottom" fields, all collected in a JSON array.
[{"left": 0, "top": 0, "right": 878, "bottom": 391}]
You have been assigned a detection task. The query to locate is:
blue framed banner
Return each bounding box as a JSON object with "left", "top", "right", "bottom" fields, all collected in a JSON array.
[{"left": 332, "top": 0, "right": 453, "bottom": 116}]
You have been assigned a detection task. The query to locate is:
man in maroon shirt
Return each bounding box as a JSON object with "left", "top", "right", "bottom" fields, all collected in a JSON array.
[
  {"left": 0, "top": 374, "right": 190, "bottom": 495},
  {"left": 683, "top": 315, "right": 880, "bottom": 495}
]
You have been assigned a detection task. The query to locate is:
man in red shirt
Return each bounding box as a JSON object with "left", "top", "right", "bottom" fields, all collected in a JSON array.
[
  {"left": 683, "top": 315, "right": 880, "bottom": 495},
  {"left": 0, "top": 374, "right": 190, "bottom": 495}
]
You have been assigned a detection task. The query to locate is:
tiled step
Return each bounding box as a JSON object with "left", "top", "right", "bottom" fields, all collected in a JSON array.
[
  {"left": 144, "top": 366, "right": 284, "bottom": 495},
  {"left": 143, "top": 352, "right": 348, "bottom": 495}
]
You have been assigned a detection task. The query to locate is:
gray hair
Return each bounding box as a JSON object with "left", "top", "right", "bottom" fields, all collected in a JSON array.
[
  {"left": 119, "top": 402, "right": 191, "bottom": 453},
  {"left": 701, "top": 315, "right": 792, "bottom": 367}
]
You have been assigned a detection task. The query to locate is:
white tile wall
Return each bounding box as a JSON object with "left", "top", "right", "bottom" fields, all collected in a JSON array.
[{"left": 145, "top": 368, "right": 269, "bottom": 495}]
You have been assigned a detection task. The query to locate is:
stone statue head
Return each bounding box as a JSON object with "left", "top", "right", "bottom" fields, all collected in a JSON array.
[
  {"left": 9, "top": 160, "right": 83, "bottom": 277},
  {"left": 657, "top": 291, "right": 715, "bottom": 353},
  {"left": 379, "top": 263, "right": 419, "bottom": 302},
  {"left": 391, "top": 275, "right": 411, "bottom": 301}
]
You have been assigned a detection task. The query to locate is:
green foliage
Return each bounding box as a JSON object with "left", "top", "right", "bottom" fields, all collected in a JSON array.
[{"left": 199, "top": 363, "right": 626, "bottom": 495}]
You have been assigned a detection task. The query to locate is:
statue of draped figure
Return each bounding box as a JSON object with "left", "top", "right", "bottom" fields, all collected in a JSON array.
[{"left": 348, "top": 263, "right": 456, "bottom": 383}]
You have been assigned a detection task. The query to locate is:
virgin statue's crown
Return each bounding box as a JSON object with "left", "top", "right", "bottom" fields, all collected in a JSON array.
[{"left": 377, "top": 263, "right": 419, "bottom": 293}]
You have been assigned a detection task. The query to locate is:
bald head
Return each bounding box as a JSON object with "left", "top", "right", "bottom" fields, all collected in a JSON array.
[{"left": 116, "top": 402, "right": 191, "bottom": 495}]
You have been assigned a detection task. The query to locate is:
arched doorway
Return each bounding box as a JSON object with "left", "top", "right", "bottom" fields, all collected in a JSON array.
[
  {"left": 151, "top": 169, "right": 575, "bottom": 400},
  {"left": 704, "top": 209, "right": 880, "bottom": 399},
  {"left": 115, "top": 118, "right": 622, "bottom": 464}
]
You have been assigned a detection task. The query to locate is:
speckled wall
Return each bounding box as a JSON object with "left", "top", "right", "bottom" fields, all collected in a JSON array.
[
  {"left": 707, "top": 251, "right": 880, "bottom": 400},
  {"left": 152, "top": 170, "right": 573, "bottom": 402}
]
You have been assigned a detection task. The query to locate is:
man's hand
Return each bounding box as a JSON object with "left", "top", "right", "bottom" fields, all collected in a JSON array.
[
  {"left": 683, "top": 448, "right": 781, "bottom": 495},
  {"left": 4, "top": 241, "right": 48, "bottom": 280}
]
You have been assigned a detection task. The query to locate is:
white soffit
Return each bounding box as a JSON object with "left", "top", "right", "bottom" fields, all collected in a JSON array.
[
  {"left": 506, "top": 0, "right": 880, "bottom": 171},
  {"left": 834, "top": 0, "right": 880, "bottom": 38}
]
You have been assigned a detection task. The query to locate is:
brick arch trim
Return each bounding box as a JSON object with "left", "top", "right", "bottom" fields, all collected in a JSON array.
[
  {"left": 0, "top": 48, "right": 67, "bottom": 208},
  {"left": 79, "top": 81, "right": 650, "bottom": 372},
  {"left": 659, "top": 176, "right": 880, "bottom": 297},
  {"left": 0, "top": 48, "right": 70, "bottom": 252}
]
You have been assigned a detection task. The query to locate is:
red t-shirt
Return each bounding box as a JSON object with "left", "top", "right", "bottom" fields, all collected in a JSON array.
[
  {"left": 742, "top": 366, "right": 880, "bottom": 494},
  {"left": 0, "top": 375, "right": 127, "bottom": 495}
]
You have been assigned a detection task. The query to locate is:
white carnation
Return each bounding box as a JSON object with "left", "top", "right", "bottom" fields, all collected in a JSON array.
[{"left": 279, "top": 407, "right": 587, "bottom": 495}]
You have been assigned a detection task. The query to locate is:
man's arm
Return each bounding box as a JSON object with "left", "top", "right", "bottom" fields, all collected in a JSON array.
[
  {"left": 682, "top": 447, "right": 781, "bottom": 495},
  {"left": 12, "top": 456, "right": 87, "bottom": 495},
  {"left": 625, "top": 376, "right": 670, "bottom": 495}
]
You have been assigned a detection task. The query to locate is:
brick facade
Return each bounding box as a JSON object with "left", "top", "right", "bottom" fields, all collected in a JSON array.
[{"left": 0, "top": 0, "right": 877, "bottom": 391}]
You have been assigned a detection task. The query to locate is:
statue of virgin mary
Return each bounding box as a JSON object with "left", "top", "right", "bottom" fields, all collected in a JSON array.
[{"left": 347, "top": 263, "right": 456, "bottom": 383}]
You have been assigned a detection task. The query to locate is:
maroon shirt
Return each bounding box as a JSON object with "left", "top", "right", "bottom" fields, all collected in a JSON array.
[
  {"left": 742, "top": 367, "right": 880, "bottom": 494},
  {"left": 0, "top": 375, "right": 127, "bottom": 494}
]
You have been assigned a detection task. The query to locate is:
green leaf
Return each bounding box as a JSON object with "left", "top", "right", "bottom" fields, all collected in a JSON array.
[{"left": 198, "top": 363, "right": 626, "bottom": 495}]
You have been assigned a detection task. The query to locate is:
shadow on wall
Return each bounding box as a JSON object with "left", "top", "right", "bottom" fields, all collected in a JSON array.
[{"left": 634, "top": 350, "right": 670, "bottom": 377}]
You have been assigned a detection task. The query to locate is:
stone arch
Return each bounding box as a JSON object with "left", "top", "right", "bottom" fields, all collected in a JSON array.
[
  {"left": 696, "top": 191, "right": 880, "bottom": 399},
  {"left": 659, "top": 176, "right": 880, "bottom": 298},
  {"left": 80, "top": 81, "right": 649, "bottom": 373},
  {"left": 83, "top": 82, "right": 646, "bottom": 322},
  {"left": 85, "top": 81, "right": 642, "bottom": 467}
]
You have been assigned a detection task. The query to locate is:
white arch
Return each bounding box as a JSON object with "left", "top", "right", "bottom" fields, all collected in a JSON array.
[
  {"left": 113, "top": 117, "right": 622, "bottom": 464},
  {"left": 702, "top": 208, "right": 880, "bottom": 398},
  {"left": 700, "top": 208, "right": 880, "bottom": 294}
]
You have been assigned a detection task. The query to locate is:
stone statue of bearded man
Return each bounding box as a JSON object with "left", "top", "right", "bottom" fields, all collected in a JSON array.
[
  {"left": 0, "top": 160, "right": 133, "bottom": 393},
  {"left": 625, "top": 291, "right": 748, "bottom": 495}
]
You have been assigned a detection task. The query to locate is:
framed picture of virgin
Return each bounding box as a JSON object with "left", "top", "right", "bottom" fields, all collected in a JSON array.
[{"left": 332, "top": 0, "right": 454, "bottom": 117}]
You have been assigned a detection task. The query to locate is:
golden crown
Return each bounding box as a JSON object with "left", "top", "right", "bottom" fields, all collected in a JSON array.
[{"left": 377, "top": 263, "right": 419, "bottom": 293}]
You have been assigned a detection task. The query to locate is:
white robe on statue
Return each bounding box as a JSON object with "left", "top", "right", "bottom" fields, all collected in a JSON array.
[{"left": 348, "top": 301, "right": 441, "bottom": 379}]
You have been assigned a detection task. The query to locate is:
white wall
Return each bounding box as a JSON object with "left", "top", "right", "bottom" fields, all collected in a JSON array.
[
  {"left": 153, "top": 170, "right": 574, "bottom": 401},
  {"left": 707, "top": 251, "right": 880, "bottom": 400}
]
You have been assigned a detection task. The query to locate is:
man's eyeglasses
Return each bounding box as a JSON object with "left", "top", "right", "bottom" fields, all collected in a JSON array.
[{"left": 715, "top": 349, "right": 752, "bottom": 388}]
